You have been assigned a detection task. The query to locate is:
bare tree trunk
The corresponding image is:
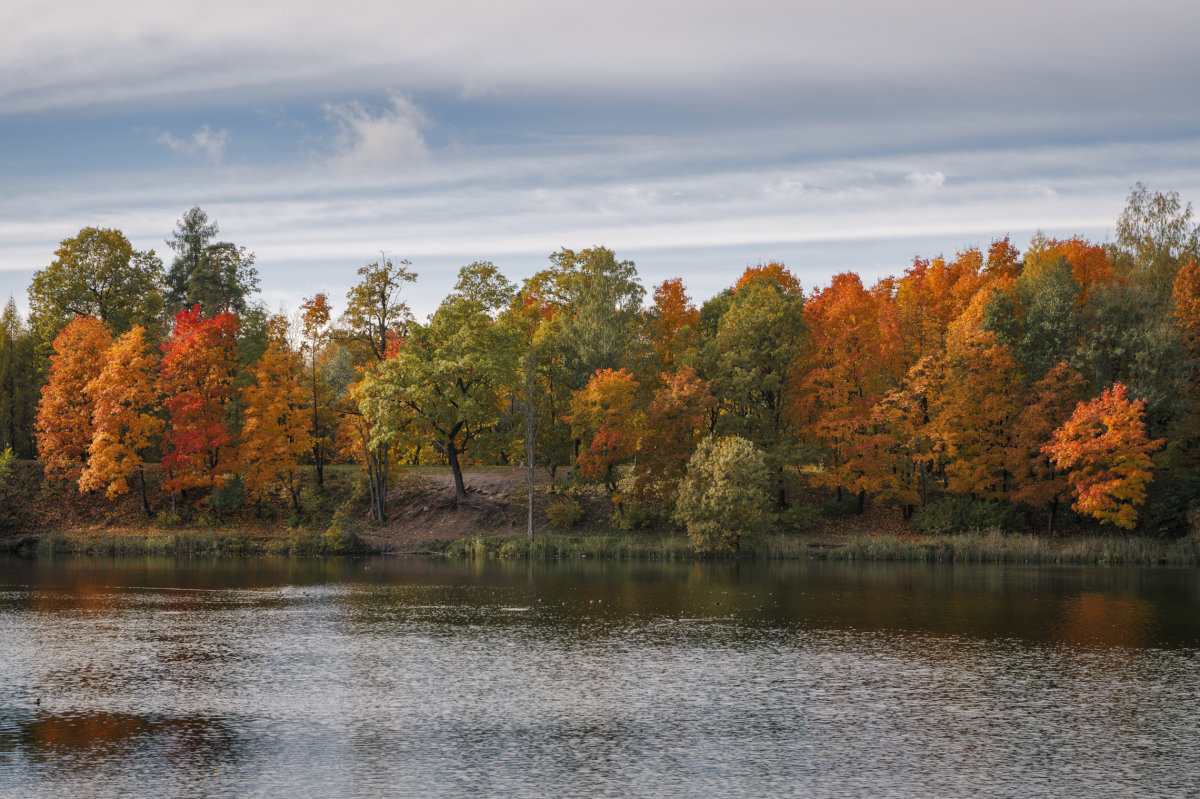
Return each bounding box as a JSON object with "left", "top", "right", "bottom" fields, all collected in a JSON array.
[
  {"left": 312, "top": 369, "right": 324, "bottom": 489},
  {"left": 364, "top": 441, "right": 389, "bottom": 524},
  {"left": 524, "top": 348, "right": 537, "bottom": 541}
]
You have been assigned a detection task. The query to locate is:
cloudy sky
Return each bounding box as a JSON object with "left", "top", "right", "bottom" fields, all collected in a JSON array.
[{"left": 4, "top": 0, "right": 1200, "bottom": 318}]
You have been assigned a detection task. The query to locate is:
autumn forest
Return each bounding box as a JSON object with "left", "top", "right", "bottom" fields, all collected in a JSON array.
[{"left": 8, "top": 185, "right": 1200, "bottom": 548}]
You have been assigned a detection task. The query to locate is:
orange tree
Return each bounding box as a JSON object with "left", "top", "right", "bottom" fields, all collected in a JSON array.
[
  {"left": 794, "top": 272, "right": 900, "bottom": 510},
  {"left": 35, "top": 315, "right": 112, "bottom": 482},
  {"left": 79, "top": 325, "right": 163, "bottom": 514},
  {"left": 1006, "top": 362, "right": 1088, "bottom": 535},
  {"left": 566, "top": 368, "right": 640, "bottom": 493},
  {"left": 649, "top": 278, "right": 700, "bottom": 371},
  {"left": 631, "top": 367, "right": 714, "bottom": 513},
  {"left": 1044, "top": 382, "right": 1164, "bottom": 529}
]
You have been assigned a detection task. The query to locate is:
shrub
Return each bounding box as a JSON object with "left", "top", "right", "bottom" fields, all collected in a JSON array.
[
  {"left": 912, "top": 496, "right": 1027, "bottom": 535},
  {"left": 206, "top": 476, "right": 244, "bottom": 514},
  {"left": 775, "top": 504, "right": 818, "bottom": 532},
  {"left": 674, "top": 435, "right": 772, "bottom": 552},
  {"left": 545, "top": 499, "right": 585, "bottom": 529}
]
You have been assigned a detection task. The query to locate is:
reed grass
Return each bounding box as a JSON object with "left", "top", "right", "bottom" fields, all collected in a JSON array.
[
  {"left": 9, "top": 527, "right": 1197, "bottom": 566},
  {"left": 15, "top": 529, "right": 370, "bottom": 558},
  {"left": 427, "top": 529, "right": 1200, "bottom": 565}
]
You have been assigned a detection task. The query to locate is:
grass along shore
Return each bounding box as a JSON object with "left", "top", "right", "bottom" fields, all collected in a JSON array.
[
  {"left": 412, "top": 529, "right": 1200, "bottom": 565},
  {"left": 6, "top": 526, "right": 1198, "bottom": 566}
]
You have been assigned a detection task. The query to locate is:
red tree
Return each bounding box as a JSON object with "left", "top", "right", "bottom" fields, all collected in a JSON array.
[{"left": 159, "top": 307, "right": 239, "bottom": 508}]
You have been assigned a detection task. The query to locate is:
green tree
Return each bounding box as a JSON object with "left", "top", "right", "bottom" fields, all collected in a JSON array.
[
  {"left": 1015, "top": 257, "right": 1084, "bottom": 381},
  {"left": 541, "top": 247, "right": 646, "bottom": 386},
  {"left": 364, "top": 272, "right": 520, "bottom": 502},
  {"left": 0, "top": 301, "right": 41, "bottom": 458},
  {"left": 29, "top": 227, "right": 164, "bottom": 339},
  {"left": 342, "top": 256, "right": 417, "bottom": 362},
  {"left": 701, "top": 279, "right": 806, "bottom": 506},
  {"left": 1111, "top": 183, "right": 1200, "bottom": 298},
  {"left": 674, "top": 435, "right": 772, "bottom": 552},
  {"left": 165, "top": 207, "right": 260, "bottom": 315}
]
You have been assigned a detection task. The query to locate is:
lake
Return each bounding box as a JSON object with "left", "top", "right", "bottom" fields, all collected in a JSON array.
[{"left": 2, "top": 555, "right": 1199, "bottom": 798}]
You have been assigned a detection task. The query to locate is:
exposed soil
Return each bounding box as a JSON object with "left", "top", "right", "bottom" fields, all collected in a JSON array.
[{"left": 360, "top": 467, "right": 556, "bottom": 553}]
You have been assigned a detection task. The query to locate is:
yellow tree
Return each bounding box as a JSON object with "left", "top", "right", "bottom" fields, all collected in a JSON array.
[
  {"left": 35, "top": 316, "right": 112, "bottom": 482},
  {"left": 867, "top": 355, "right": 942, "bottom": 518},
  {"left": 1044, "top": 382, "right": 1164, "bottom": 529},
  {"left": 79, "top": 326, "right": 163, "bottom": 514},
  {"left": 300, "top": 293, "right": 335, "bottom": 488},
  {"left": 239, "top": 335, "right": 312, "bottom": 512}
]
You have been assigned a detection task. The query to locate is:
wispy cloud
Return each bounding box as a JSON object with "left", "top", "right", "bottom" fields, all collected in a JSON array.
[
  {"left": 156, "top": 125, "right": 231, "bottom": 163},
  {"left": 324, "top": 95, "right": 430, "bottom": 171},
  {"left": 906, "top": 171, "right": 945, "bottom": 191}
]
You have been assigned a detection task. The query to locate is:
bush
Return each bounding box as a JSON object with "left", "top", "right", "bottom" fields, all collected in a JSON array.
[
  {"left": 206, "top": 477, "right": 244, "bottom": 514},
  {"left": 674, "top": 435, "right": 772, "bottom": 552},
  {"left": 545, "top": 499, "right": 585, "bottom": 529},
  {"left": 912, "top": 497, "right": 1028, "bottom": 535},
  {"left": 775, "top": 504, "right": 818, "bottom": 532}
]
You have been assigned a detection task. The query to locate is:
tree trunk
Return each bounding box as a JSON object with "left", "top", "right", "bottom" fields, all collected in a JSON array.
[
  {"left": 524, "top": 349, "right": 537, "bottom": 541},
  {"left": 138, "top": 468, "right": 150, "bottom": 517},
  {"left": 289, "top": 472, "right": 301, "bottom": 514},
  {"left": 312, "top": 373, "right": 324, "bottom": 489},
  {"left": 856, "top": 489, "right": 865, "bottom": 515},
  {"left": 447, "top": 444, "right": 467, "bottom": 502},
  {"left": 365, "top": 441, "right": 389, "bottom": 524}
]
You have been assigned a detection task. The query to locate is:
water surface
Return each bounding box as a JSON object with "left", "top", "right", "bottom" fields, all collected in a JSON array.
[{"left": 2, "top": 556, "right": 1199, "bottom": 798}]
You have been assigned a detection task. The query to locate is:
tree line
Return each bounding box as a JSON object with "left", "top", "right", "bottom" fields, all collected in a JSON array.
[{"left": 12, "top": 186, "right": 1200, "bottom": 547}]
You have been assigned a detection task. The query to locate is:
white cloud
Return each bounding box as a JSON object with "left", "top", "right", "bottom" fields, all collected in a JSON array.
[
  {"left": 156, "top": 125, "right": 231, "bottom": 163},
  {"left": 324, "top": 95, "right": 430, "bottom": 171},
  {"left": 2, "top": 0, "right": 1198, "bottom": 125},
  {"left": 906, "top": 170, "right": 945, "bottom": 191}
]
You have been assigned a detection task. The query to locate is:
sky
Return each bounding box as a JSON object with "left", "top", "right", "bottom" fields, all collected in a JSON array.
[{"left": 4, "top": 0, "right": 1200, "bottom": 320}]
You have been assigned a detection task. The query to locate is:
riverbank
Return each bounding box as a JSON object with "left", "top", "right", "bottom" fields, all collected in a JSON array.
[
  {"left": 2, "top": 462, "right": 1197, "bottom": 565},
  {"left": 8, "top": 528, "right": 1198, "bottom": 567}
]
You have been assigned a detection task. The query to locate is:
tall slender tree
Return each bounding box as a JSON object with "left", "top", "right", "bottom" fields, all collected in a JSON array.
[
  {"left": 79, "top": 326, "right": 163, "bottom": 514},
  {"left": 35, "top": 316, "right": 112, "bottom": 482},
  {"left": 159, "top": 307, "right": 239, "bottom": 509}
]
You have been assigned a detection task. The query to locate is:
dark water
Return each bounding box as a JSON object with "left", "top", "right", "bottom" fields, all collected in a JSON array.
[{"left": 2, "top": 556, "right": 1200, "bottom": 798}]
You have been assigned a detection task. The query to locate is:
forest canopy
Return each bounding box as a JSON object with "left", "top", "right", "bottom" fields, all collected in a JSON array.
[{"left": 14, "top": 188, "right": 1200, "bottom": 542}]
